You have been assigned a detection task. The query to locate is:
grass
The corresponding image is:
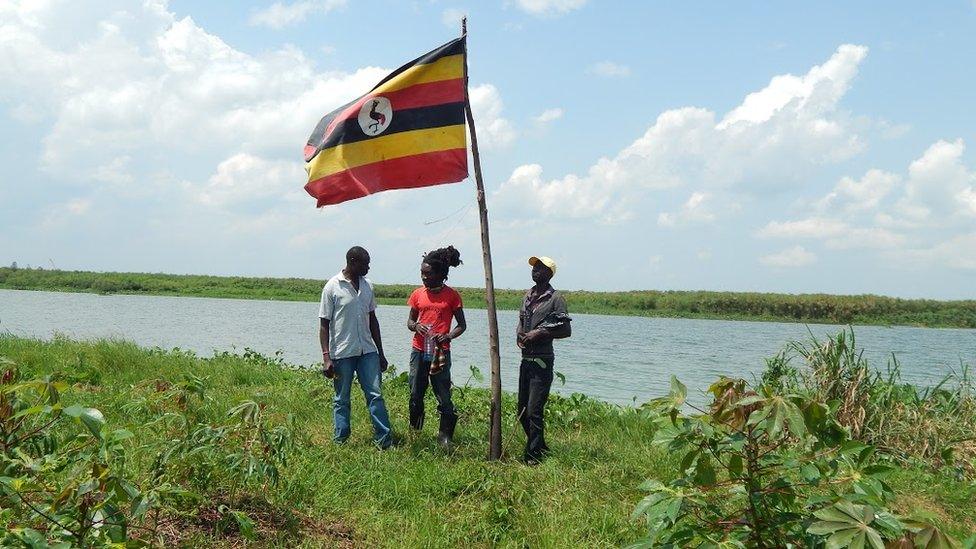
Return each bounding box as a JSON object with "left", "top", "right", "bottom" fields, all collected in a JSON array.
[
  {"left": 0, "top": 335, "right": 667, "bottom": 547},
  {"left": 3, "top": 267, "right": 976, "bottom": 328},
  {"left": 1, "top": 335, "right": 973, "bottom": 546}
]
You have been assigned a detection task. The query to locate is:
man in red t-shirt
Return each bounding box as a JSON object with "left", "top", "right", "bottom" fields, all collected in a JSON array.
[{"left": 406, "top": 246, "right": 466, "bottom": 448}]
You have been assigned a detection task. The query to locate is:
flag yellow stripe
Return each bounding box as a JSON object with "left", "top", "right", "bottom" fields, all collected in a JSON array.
[
  {"left": 307, "top": 124, "right": 467, "bottom": 181},
  {"left": 372, "top": 54, "right": 464, "bottom": 95}
]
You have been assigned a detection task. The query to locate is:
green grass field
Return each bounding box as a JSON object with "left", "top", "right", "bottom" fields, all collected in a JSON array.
[
  {"left": 1, "top": 335, "right": 973, "bottom": 547},
  {"left": 3, "top": 267, "right": 975, "bottom": 328}
]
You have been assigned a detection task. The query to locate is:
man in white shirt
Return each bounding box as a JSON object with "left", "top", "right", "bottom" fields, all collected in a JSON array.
[{"left": 319, "top": 246, "right": 393, "bottom": 448}]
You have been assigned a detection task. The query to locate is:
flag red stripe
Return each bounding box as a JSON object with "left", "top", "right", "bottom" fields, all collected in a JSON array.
[
  {"left": 323, "top": 78, "right": 464, "bottom": 142},
  {"left": 304, "top": 148, "right": 468, "bottom": 206}
]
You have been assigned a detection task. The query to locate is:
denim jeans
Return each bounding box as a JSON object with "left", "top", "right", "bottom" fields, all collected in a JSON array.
[
  {"left": 332, "top": 352, "right": 392, "bottom": 447},
  {"left": 408, "top": 350, "right": 457, "bottom": 433},
  {"left": 517, "top": 356, "right": 554, "bottom": 461}
]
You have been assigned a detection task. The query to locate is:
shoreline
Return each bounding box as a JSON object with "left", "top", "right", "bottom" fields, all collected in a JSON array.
[{"left": 2, "top": 267, "right": 975, "bottom": 329}]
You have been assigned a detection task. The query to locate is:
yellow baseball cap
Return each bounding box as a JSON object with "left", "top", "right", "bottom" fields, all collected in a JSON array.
[{"left": 528, "top": 256, "right": 557, "bottom": 276}]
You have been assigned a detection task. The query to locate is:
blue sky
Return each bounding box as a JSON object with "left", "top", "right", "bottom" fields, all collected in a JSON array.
[{"left": 1, "top": 0, "right": 974, "bottom": 298}]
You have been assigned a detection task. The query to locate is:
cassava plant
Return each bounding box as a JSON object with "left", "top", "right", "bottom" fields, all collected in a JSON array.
[
  {"left": 630, "top": 375, "right": 967, "bottom": 548},
  {"left": 0, "top": 359, "right": 149, "bottom": 548}
]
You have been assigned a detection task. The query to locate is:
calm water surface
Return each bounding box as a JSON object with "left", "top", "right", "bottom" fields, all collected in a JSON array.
[{"left": 1, "top": 289, "right": 974, "bottom": 405}]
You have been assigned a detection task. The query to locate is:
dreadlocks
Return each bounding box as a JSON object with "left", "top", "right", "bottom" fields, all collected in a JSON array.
[{"left": 422, "top": 246, "right": 462, "bottom": 280}]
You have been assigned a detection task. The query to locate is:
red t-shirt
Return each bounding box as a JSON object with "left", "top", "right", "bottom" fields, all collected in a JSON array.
[{"left": 407, "top": 286, "right": 463, "bottom": 351}]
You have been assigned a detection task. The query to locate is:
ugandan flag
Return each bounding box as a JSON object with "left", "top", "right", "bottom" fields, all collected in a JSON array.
[{"left": 304, "top": 37, "right": 468, "bottom": 207}]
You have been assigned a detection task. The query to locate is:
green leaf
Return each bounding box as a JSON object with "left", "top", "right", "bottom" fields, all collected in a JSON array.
[
  {"left": 728, "top": 454, "right": 743, "bottom": 478},
  {"left": 814, "top": 504, "right": 858, "bottom": 524},
  {"left": 801, "top": 463, "right": 821, "bottom": 483},
  {"left": 631, "top": 492, "right": 667, "bottom": 521},
  {"left": 679, "top": 450, "right": 698, "bottom": 473},
  {"left": 468, "top": 365, "right": 484, "bottom": 382},
  {"left": 63, "top": 404, "right": 105, "bottom": 438},
  {"left": 669, "top": 376, "right": 687, "bottom": 407},
  {"left": 915, "top": 525, "right": 961, "bottom": 549},
  {"left": 231, "top": 510, "right": 256, "bottom": 540},
  {"left": 824, "top": 527, "right": 860, "bottom": 548},
  {"left": 803, "top": 401, "right": 829, "bottom": 431},
  {"left": 693, "top": 457, "right": 716, "bottom": 486},
  {"left": 767, "top": 401, "right": 786, "bottom": 438},
  {"left": 809, "top": 521, "right": 855, "bottom": 535},
  {"left": 785, "top": 401, "right": 807, "bottom": 437},
  {"left": 862, "top": 464, "right": 894, "bottom": 477},
  {"left": 638, "top": 479, "right": 665, "bottom": 492},
  {"left": 734, "top": 395, "right": 765, "bottom": 407},
  {"left": 554, "top": 371, "right": 566, "bottom": 386},
  {"left": 864, "top": 528, "right": 884, "bottom": 549},
  {"left": 131, "top": 495, "right": 150, "bottom": 517}
]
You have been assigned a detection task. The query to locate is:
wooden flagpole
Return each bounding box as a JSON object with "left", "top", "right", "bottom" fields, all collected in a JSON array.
[{"left": 461, "top": 17, "right": 503, "bottom": 461}]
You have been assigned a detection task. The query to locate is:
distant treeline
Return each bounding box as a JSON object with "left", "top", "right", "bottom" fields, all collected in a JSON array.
[{"left": 1, "top": 267, "right": 974, "bottom": 328}]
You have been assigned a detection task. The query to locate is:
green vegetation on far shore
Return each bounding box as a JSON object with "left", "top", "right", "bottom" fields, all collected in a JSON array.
[{"left": 2, "top": 267, "right": 975, "bottom": 328}]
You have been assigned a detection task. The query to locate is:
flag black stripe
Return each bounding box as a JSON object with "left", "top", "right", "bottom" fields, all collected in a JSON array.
[
  {"left": 305, "top": 37, "right": 465, "bottom": 161},
  {"left": 317, "top": 102, "right": 465, "bottom": 151}
]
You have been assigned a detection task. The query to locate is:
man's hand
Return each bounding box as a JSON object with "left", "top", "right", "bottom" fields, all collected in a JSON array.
[
  {"left": 433, "top": 333, "right": 451, "bottom": 345},
  {"left": 415, "top": 323, "right": 430, "bottom": 336},
  {"left": 321, "top": 355, "right": 335, "bottom": 379},
  {"left": 521, "top": 329, "right": 547, "bottom": 345},
  {"left": 379, "top": 354, "right": 389, "bottom": 372}
]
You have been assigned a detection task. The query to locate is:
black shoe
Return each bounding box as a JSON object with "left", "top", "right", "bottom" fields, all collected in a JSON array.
[
  {"left": 437, "top": 414, "right": 458, "bottom": 450},
  {"left": 437, "top": 432, "right": 452, "bottom": 451}
]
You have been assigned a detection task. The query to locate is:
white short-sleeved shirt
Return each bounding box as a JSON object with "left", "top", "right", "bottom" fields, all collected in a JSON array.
[{"left": 319, "top": 271, "right": 378, "bottom": 360}]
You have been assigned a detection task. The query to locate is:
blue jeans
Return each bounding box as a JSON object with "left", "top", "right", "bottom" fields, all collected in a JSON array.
[{"left": 332, "top": 352, "right": 392, "bottom": 447}]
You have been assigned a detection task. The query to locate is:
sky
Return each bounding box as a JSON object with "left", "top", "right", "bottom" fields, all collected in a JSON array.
[{"left": 1, "top": 0, "right": 974, "bottom": 298}]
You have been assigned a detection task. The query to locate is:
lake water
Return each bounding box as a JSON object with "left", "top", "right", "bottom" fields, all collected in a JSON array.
[{"left": 1, "top": 289, "right": 974, "bottom": 405}]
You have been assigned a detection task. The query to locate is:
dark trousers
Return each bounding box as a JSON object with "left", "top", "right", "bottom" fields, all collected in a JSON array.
[
  {"left": 517, "top": 356, "right": 554, "bottom": 461},
  {"left": 408, "top": 350, "right": 458, "bottom": 434}
]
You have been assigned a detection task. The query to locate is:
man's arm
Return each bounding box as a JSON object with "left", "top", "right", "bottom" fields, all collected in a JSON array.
[
  {"left": 319, "top": 318, "right": 334, "bottom": 377},
  {"left": 522, "top": 294, "right": 571, "bottom": 343},
  {"left": 369, "top": 311, "right": 388, "bottom": 372}
]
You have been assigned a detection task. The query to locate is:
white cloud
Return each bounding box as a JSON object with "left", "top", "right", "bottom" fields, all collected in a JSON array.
[
  {"left": 814, "top": 169, "right": 899, "bottom": 214},
  {"left": 495, "top": 164, "right": 619, "bottom": 221},
  {"left": 761, "top": 138, "right": 973, "bottom": 263},
  {"left": 248, "top": 0, "right": 346, "bottom": 29},
  {"left": 196, "top": 153, "right": 306, "bottom": 207},
  {"left": 469, "top": 84, "right": 516, "bottom": 149},
  {"left": 894, "top": 139, "right": 976, "bottom": 223},
  {"left": 515, "top": 0, "right": 587, "bottom": 16},
  {"left": 877, "top": 119, "right": 910, "bottom": 140},
  {"left": 760, "top": 246, "right": 816, "bottom": 268},
  {"left": 441, "top": 8, "right": 467, "bottom": 29},
  {"left": 66, "top": 198, "right": 92, "bottom": 215},
  {"left": 0, "top": 2, "right": 391, "bottom": 190},
  {"left": 533, "top": 107, "right": 564, "bottom": 124},
  {"left": 756, "top": 217, "right": 848, "bottom": 239},
  {"left": 40, "top": 198, "right": 93, "bottom": 230},
  {"left": 824, "top": 228, "right": 906, "bottom": 250},
  {"left": 719, "top": 44, "right": 867, "bottom": 129},
  {"left": 588, "top": 61, "right": 631, "bottom": 78},
  {"left": 893, "top": 233, "right": 976, "bottom": 271},
  {"left": 497, "top": 44, "right": 869, "bottom": 221},
  {"left": 657, "top": 192, "right": 715, "bottom": 227}
]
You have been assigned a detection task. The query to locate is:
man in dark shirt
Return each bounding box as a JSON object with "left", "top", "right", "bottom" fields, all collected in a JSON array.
[{"left": 516, "top": 255, "right": 572, "bottom": 464}]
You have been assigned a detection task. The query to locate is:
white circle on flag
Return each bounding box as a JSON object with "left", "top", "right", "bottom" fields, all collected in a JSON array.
[{"left": 358, "top": 97, "right": 393, "bottom": 137}]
